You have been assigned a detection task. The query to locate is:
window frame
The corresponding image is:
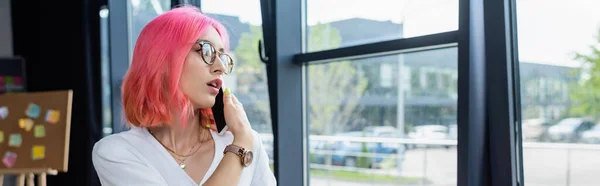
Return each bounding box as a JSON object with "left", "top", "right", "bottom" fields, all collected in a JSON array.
[
  {"left": 105, "top": 0, "right": 525, "bottom": 185},
  {"left": 260, "top": 0, "right": 523, "bottom": 186},
  {"left": 107, "top": 0, "right": 132, "bottom": 134}
]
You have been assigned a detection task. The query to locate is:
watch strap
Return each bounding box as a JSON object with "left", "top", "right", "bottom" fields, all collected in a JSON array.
[
  {"left": 224, "top": 144, "right": 251, "bottom": 167},
  {"left": 224, "top": 144, "right": 245, "bottom": 157}
]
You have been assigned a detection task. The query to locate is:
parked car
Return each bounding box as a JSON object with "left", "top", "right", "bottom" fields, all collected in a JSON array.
[
  {"left": 547, "top": 118, "right": 595, "bottom": 143},
  {"left": 407, "top": 125, "right": 450, "bottom": 149},
  {"left": 448, "top": 124, "right": 458, "bottom": 140},
  {"left": 311, "top": 127, "right": 405, "bottom": 169},
  {"left": 580, "top": 124, "right": 600, "bottom": 144},
  {"left": 521, "top": 118, "right": 548, "bottom": 141}
]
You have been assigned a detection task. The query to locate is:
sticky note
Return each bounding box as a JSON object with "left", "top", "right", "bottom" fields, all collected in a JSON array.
[
  {"left": 12, "top": 77, "right": 22, "bottom": 85},
  {"left": 45, "top": 109, "right": 60, "bottom": 124},
  {"left": 25, "top": 103, "right": 41, "bottom": 119},
  {"left": 2, "top": 151, "right": 17, "bottom": 168},
  {"left": 8, "top": 133, "right": 22, "bottom": 147},
  {"left": 0, "top": 131, "right": 3, "bottom": 143},
  {"left": 0, "top": 106, "right": 8, "bottom": 119},
  {"left": 34, "top": 125, "right": 45, "bottom": 138},
  {"left": 4, "top": 76, "right": 13, "bottom": 84},
  {"left": 32, "top": 145, "right": 45, "bottom": 160},
  {"left": 19, "top": 118, "right": 34, "bottom": 131}
]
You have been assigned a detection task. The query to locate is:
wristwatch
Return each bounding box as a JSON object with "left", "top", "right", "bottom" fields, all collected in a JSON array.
[{"left": 224, "top": 144, "right": 253, "bottom": 167}]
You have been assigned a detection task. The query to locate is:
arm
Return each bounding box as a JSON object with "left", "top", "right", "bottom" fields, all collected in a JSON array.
[
  {"left": 250, "top": 132, "right": 277, "bottom": 186},
  {"left": 202, "top": 132, "right": 254, "bottom": 186},
  {"left": 92, "top": 137, "right": 168, "bottom": 186},
  {"left": 202, "top": 89, "right": 260, "bottom": 186}
]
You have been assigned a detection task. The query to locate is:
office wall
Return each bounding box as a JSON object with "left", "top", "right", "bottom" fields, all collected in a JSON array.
[{"left": 0, "top": 0, "right": 12, "bottom": 56}]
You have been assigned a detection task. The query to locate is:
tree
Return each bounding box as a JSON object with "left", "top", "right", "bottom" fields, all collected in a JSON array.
[
  {"left": 234, "top": 23, "right": 369, "bottom": 135},
  {"left": 306, "top": 24, "right": 369, "bottom": 135},
  {"left": 569, "top": 27, "right": 600, "bottom": 119},
  {"left": 234, "top": 26, "right": 271, "bottom": 128}
]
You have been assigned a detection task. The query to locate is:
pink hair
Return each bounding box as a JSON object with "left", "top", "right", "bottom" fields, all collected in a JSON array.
[{"left": 121, "top": 5, "right": 229, "bottom": 128}]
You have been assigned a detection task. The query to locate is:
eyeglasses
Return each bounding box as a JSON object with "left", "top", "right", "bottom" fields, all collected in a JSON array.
[{"left": 195, "top": 40, "right": 234, "bottom": 74}]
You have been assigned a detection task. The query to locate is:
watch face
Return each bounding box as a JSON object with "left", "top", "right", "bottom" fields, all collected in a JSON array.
[{"left": 243, "top": 151, "right": 254, "bottom": 167}]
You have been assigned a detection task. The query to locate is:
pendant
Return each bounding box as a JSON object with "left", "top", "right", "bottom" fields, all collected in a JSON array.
[{"left": 180, "top": 163, "right": 187, "bottom": 169}]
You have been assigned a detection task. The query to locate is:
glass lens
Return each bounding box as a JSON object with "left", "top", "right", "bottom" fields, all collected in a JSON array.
[
  {"left": 201, "top": 43, "right": 215, "bottom": 64},
  {"left": 220, "top": 54, "right": 233, "bottom": 73}
]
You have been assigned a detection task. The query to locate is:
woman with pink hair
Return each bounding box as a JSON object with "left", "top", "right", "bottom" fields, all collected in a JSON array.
[{"left": 92, "top": 6, "right": 276, "bottom": 186}]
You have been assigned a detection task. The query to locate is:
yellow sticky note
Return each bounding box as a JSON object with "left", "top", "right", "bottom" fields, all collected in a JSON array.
[
  {"left": 34, "top": 125, "right": 45, "bottom": 138},
  {"left": 0, "top": 131, "right": 4, "bottom": 143},
  {"left": 19, "top": 118, "right": 34, "bottom": 130},
  {"left": 45, "top": 110, "right": 60, "bottom": 124},
  {"left": 32, "top": 145, "right": 45, "bottom": 160}
]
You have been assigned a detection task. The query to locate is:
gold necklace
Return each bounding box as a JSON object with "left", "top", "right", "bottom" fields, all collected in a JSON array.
[{"left": 149, "top": 127, "right": 207, "bottom": 169}]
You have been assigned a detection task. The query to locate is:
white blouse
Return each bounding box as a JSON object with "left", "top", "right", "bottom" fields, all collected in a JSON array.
[{"left": 92, "top": 126, "right": 276, "bottom": 186}]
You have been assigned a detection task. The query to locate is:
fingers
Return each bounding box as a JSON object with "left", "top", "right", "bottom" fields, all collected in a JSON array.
[
  {"left": 223, "top": 87, "right": 242, "bottom": 107},
  {"left": 223, "top": 87, "right": 233, "bottom": 105},
  {"left": 231, "top": 94, "right": 242, "bottom": 106}
]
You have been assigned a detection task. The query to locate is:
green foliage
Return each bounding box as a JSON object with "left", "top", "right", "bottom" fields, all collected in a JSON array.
[
  {"left": 234, "top": 23, "right": 369, "bottom": 135},
  {"left": 235, "top": 26, "right": 265, "bottom": 71},
  {"left": 306, "top": 24, "right": 369, "bottom": 135},
  {"left": 355, "top": 131, "right": 371, "bottom": 168},
  {"left": 569, "top": 27, "right": 600, "bottom": 119},
  {"left": 231, "top": 26, "right": 271, "bottom": 124}
]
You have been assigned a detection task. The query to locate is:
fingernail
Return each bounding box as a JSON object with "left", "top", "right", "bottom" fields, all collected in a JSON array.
[{"left": 224, "top": 88, "right": 231, "bottom": 95}]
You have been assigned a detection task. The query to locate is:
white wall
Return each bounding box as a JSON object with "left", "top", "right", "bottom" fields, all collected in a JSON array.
[{"left": 0, "top": 0, "right": 13, "bottom": 56}]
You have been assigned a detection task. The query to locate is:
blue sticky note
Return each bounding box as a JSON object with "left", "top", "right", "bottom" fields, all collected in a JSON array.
[
  {"left": 25, "top": 103, "right": 41, "bottom": 119},
  {"left": 8, "top": 133, "right": 22, "bottom": 147},
  {"left": 0, "top": 106, "right": 8, "bottom": 120}
]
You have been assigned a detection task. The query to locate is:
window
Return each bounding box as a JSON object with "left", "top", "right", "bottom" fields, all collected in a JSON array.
[
  {"left": 129, "top": 0, "right": 171, "bottom": 58},
  {"left": 305, "top": 0, "right": 458, "bottom": 52},
  {"left": 201, "top": 0, "right": 274, "bottom": 165},
  {"left": 380, "top": 63, "right": 394, "bottom": 88},
  {"left": 516, "top": 0, "right": 600, "bottom": 185},
  {"left": 307, "top": 47, "right": 457, "bottom": 186},
  {"left": 100, "top": 6, "right": 112, "bottom": 135}
]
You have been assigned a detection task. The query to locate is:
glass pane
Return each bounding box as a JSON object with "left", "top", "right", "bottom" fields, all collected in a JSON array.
[
  {"left": 307, "top": 47, "right": 457, "bottom": 186},
  {"left": 306, "top": 0, "right": 458, "bottom": 52},
  {"left": 129, "top": 0, "right": 171, "bottom": 58},
  {"left": 201, "top": 0, "right": 273, "bottom": 168},
  {"left": 516, "top": 0, "right": 600, "bottom": 186},
  {"left": 100, "top": 6, "right": 112, "bottom": 136}
]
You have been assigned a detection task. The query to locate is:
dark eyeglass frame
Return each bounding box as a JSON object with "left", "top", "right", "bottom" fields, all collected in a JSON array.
[{"left": 195, "top": 40, "right": 234, "bottom": 74}]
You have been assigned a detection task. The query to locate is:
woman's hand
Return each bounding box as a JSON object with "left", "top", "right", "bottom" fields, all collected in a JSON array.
[{"left": 222, "top": 88, "right": 254, "bottom": 148}]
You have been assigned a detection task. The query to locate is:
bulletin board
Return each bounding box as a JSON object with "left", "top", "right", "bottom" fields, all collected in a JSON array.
[{"left": 0, "top": 90, "right": 72, "bottom": 173}]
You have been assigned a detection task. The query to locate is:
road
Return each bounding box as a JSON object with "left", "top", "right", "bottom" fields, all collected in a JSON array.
[{"left": 308, "top": 147, "right": 600, "bottom": 186}]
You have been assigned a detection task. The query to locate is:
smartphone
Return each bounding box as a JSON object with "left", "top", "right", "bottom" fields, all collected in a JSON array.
[{"left": 211, "top": 88, "right": 228, "bottom": 135}]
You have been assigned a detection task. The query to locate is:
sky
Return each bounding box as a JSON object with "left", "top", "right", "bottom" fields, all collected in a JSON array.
[{"left": 200, "top": 0, "right": 600, "bottom": 67}]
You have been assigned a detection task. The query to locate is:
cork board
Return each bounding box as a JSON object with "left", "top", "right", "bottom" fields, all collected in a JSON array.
[{"left": 0, "top": 90, "right": 72, "bottom": 173}]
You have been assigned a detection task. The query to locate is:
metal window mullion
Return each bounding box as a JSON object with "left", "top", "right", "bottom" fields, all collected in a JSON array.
[
  {"left": 294, "top": 31, "right": 459, "bottom": 64},
  {"left": 484, "top": 0, "right": 519, "bottom": 185},
  {"left": 108, "top": 0, "right": 131, "bottom": 134},
  {"left": 261, "top": 0, "right": 304, "bottom": 185},
  {"left": 457, "top": 0, "right": 489, "bottom": 185},
  {"left": 509, "top": 0, "right": 525, "bottom": 183},
  {"left": 457, "top": 0, "right": 520, "bottom": 185}
]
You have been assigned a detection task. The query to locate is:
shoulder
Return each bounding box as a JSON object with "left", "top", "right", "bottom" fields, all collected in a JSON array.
[{"left": 92, "top": 128, "right": 146, "bottom": 162}]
